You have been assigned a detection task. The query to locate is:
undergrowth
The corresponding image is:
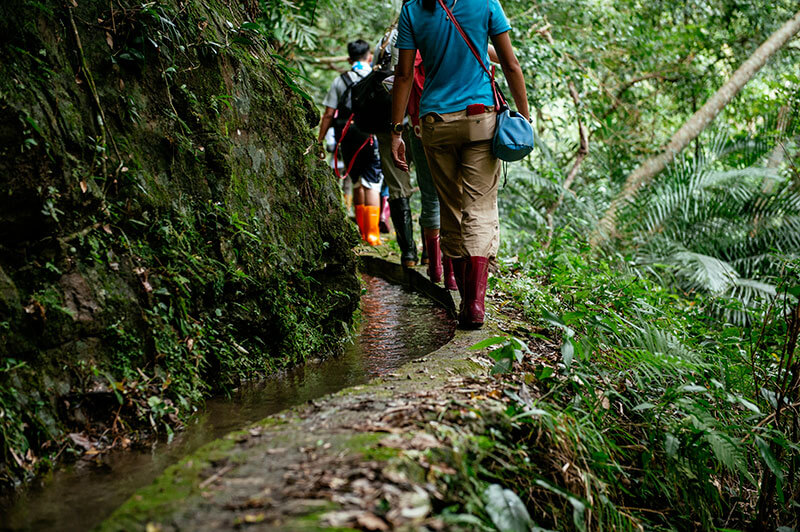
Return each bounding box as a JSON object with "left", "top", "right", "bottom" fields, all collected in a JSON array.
[{"left": 429, "top": 232, "right": 798, "bottom": 531}]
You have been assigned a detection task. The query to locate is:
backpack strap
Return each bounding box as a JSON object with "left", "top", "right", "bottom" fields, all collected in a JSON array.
[
  {"left": 335, "top": 72, "right": 358, "bottom": 118},
  {"left": 375, "top": 19, "right": 399, "bottom": 70},
  {"left": 340, "top": 71, "right": 355, "bottom": 89}
]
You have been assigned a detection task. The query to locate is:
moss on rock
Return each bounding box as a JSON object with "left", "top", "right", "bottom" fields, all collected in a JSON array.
[{"left": 0, "top": 0, "right": 359, "bottom": 487}]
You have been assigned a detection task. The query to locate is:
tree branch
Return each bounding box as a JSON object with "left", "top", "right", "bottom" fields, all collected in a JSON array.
[
  {"left": 592, "top": 10, "right": 800, "bottom": 248},
  {"left": 544, "top": 81, "right": 589, "bottom": 248}
]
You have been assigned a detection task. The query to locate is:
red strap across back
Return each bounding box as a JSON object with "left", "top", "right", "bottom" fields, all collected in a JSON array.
[
  {"left": 435, "top": 0, "right": 506, "bottom": 110},
  {"left": 333, "top": 113, "right": 373, "bottom": 180}
]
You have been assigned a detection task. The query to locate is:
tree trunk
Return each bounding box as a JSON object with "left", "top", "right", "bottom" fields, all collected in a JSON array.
[
  {"left": 592, "top": 10, "right": 800, "bottom": 247},
  {"left": 545, "top": 81, "right": 589, "bottom": 247}
]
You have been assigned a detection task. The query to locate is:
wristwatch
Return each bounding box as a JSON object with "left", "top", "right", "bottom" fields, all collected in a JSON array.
[{"left": 391, "top": 122, "right": 404, "bottom": 134}]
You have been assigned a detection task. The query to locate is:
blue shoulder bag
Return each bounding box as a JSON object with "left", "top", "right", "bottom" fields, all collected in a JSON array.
[{"left": 437, "top": 0, "right": 534, "bottom": 162}]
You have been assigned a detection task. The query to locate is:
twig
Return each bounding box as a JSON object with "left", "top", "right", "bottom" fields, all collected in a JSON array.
[
  {"left": 59, "top": 222, "right": 102, "bottom": 244},
  {"left": 198, "top": 463, "right": 234, "bottom": 489},
  {"left": 67, "top": 7, "right": 123, "bottom": 178}
]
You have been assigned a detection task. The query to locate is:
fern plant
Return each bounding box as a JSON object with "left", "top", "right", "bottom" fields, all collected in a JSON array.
[{"left": 616, "top": 128, "right": 800, "bottom": 324}]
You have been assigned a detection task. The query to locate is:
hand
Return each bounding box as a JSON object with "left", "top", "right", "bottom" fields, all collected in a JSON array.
[{"left": 391, "top": 134, "right": 408, "bottom": 172}]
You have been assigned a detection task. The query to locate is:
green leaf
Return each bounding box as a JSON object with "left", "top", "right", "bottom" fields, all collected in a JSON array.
[
  {"left": 511, "top": 408, "right": 550, "bottom": 421},
  {"left": 232, "top": 35, "right": 255, "bottom": 46},
  {"left": 632, "top": 402, "right": 656, "bottom": 411},
  {"left": 533, "top": 480, "right": 586, "bottom": 532},
  {"left": 483, "top": 484, "right": 534, "bottom": 532},
  {"left": 471, "top": 336, "right": 508, "bottom": 350},
  {"left": 561, "top": 337, "right": 574, "bottom": 367},
  {"left": 491, "top": 358, "right": 513, "bottom": 375},
  {"left": 706, "top": 431, "right": 744, "bottom": 473},
  {"left": 665, "top": 433, "right": 680, "bottom": 458},
  {"left": 755, "top": 436, "right": 784, "bottom": 482},
  {"left": 786, "top": 285, "right": 800, "bottom": 298},
  {"left": 681, "top": 384, "right": 706, "bottom": 393},
  {"left": 535, "top": 366, "right": 554, "bottom": 380},
  {"left": 736, "top": 396, "right": 761, "bottom": 414},
  {"left": 490, "top": 344, "right": 516, "bottom": 362},
  {"left": 440, "top": 513, "right": 494, "bottom": 530},
  {"left": 542, "top": 309, "right": 566, "bottom": 328}
]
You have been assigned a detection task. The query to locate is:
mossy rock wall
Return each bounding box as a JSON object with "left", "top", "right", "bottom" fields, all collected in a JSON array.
[{"left": 0, "top": 0, "right": 359, "bottom": 486}]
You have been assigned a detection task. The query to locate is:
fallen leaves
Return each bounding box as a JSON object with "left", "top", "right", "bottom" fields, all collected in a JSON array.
[
  {"left": 233, "top": 513, "right": 266, "bottom": 525},
  {"left": 23, "top": 298, "right": 46, "bottom": 322},
  {"left": 356, "top": 512, "right": 389, "bottom": 531},
  {"left": 68, "top": 432, "right": 94, "bottom": 451},
  {"left": 379, "top": 432, "right": 441, "bottom": 451}
]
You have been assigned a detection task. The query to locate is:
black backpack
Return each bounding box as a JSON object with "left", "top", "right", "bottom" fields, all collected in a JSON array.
[
  {"left": 349, "top": 33, "right": 394, "bottom": 134},
  {"left": 333, "top": 72, "right": 371, "bottom": 159},
  {"left": 350, "top": 70, "right": 392, "bottom": 135}
]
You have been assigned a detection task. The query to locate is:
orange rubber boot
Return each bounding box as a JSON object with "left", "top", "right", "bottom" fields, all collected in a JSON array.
[
  {"left": 365, "top": 205, "right": 382, "bottom": 246},
  {"left": 355, "top": 204, "right": 367, "bottom": 242}
]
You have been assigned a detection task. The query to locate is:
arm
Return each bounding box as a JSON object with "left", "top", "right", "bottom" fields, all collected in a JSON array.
[
  {"left": 317, "top": 106, "right": 336, "bottom": 144},
  {"left": 489, "top": 32, "right": 530, "bottom": 121},
  {"left": 390, "top": 48, "right": 416, "bottom": 171},
  {"left": 488, "top": 44, "right": 499, "bottom": 63}
]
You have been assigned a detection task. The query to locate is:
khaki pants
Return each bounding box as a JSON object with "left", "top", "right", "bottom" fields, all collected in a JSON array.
[
  {"left": 421, "top": 109, "right": 500, "bottom": 258},
  {"left": 376, "top": 131, "right": 414, "bottom": 200}
]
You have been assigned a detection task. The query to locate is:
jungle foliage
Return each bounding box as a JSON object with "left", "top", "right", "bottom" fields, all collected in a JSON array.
[{"left": 256, "top": 0, "right": 800, "bottom": 529}]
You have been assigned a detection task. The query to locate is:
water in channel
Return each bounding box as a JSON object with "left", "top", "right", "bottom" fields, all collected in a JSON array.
[{"left": 0, "top": 274, "right": 456, "bottom": 532}]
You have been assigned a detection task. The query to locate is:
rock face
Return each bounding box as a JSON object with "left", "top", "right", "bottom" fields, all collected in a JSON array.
[{"left": 0, "top": 0, "right": 359, "bottom": 485}]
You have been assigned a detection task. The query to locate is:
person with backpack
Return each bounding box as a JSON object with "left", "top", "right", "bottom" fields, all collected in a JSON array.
[
  {"left": 372, "top": 28, "right": 419, "bottom": 268},
  {"left": 390, "top": 0, "right": 530, "bottom": 328},
  {"left": 317, "top": 40, "right": 384, "bottom": 246}
]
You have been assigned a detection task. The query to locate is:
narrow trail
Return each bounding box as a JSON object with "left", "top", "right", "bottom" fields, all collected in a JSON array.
[
  {"left": 0, "top": 265, "right": 455, "bottom": 532},
  {"left": 97, "top": 249, "right": 528, "bottom": 531}
]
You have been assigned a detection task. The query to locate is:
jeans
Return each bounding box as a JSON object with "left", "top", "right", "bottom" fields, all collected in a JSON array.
[{"left": 409, "top": 133, "right": 440, "bottom": 230}]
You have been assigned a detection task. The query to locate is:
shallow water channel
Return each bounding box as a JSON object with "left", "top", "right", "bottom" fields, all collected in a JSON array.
[{"left": 0, "top": 274, "right": 456, "bottom": 532}]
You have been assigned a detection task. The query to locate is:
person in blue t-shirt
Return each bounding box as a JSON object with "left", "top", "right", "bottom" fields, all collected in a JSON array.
[{"left": 389, "top": 0, "right": 530, "bottom": 329}]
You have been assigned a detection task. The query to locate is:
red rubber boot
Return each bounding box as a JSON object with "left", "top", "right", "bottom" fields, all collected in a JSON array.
[
  {"left": 460, "top": 256, "right": 489, "bottom": 328},
  {"left": 451, "top": 257, "right": 467, "bottom": 315},
  {"left": 443, "top": 257, "right": 458, "bottom": 291},
  {"left": 424, "top": 229, "right": 443, "bottom": 283}
]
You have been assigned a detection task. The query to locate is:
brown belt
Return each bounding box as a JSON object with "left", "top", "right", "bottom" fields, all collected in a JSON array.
[{"left": 423, "top": 105, "right": 495, "bottom": 123}]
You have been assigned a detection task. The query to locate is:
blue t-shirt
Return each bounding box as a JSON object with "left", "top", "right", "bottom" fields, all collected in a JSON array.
[{"left": 397, "top": 0, "right": 511, "bottom": 116}]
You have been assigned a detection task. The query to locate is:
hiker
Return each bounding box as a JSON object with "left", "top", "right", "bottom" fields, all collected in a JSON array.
[
  {"left": 318, "top": 40, "right": 384, "bottom": 246},
  {"left": 390, "top": 0, "right": 530, "bottom": 327},
  {"left": 372, "top": 27, "right": 419, "bottom": 267},
  {"left": 405, "top": 51, "right": 451, "bottom": 287}
]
